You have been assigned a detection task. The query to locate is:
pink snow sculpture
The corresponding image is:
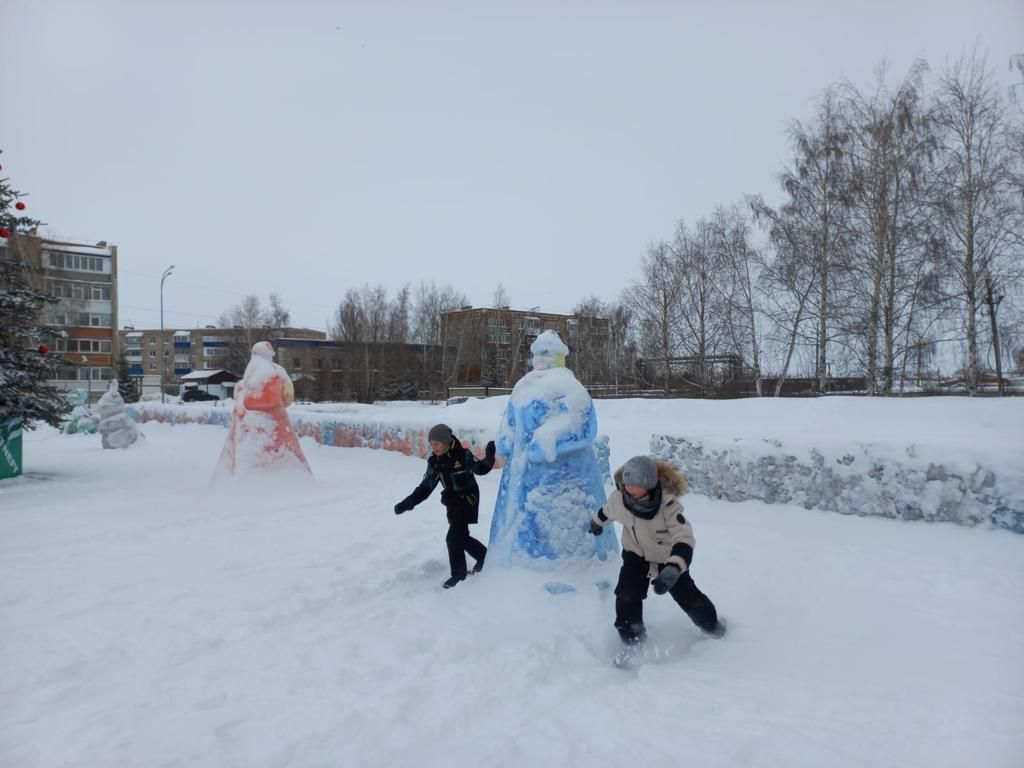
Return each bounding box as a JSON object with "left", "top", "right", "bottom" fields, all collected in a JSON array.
[{"left": 214, "top": 341, "right": 311, "bottom": 479}]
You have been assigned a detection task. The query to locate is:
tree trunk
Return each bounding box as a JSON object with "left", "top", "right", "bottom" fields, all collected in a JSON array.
[
  {"left": 965, "top": 221, "right": 978, "bottom": 395},
  {"left": 776, "top": 283, "right": 813, "bottom": 397},
  {"left": 866, "top": 235, "right": 884, "bottom": 395},
  {"left": 985, "top": 275, "right": 1004, "bottom": 395}
]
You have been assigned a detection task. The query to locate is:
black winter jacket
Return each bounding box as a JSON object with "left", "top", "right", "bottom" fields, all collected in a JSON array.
[{"left": 400, "top": 437, "right": 495, "bottom": 524}]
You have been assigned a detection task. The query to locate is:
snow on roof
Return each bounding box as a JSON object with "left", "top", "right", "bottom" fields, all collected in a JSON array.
[
  {"left": 180, "top": 369, "right": 227, "bottom": 381},
  {"left": 125, "top": 332, "right": 143, "bottom": 338},
  {"left": 174, "top": 331, "right": 191, "bottom": 336},
  {"left": 41, "top": 240, "right": 114, "bottom": 256}
]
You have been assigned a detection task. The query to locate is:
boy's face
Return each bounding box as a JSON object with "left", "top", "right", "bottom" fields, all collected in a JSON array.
[
  {"left": 429, "top": 439, "right": 448, "bottom": 456},
  {"left": 624, "top": 483, "right": 649, "bottom": 500}
]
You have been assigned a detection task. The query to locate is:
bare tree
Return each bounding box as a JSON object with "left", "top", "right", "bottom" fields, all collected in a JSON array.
[
  {"left": 492, "top": 283, "right": 510, "bottom": 309},
  {"left": 751, "top": 196, "right": 820, "bottom": 396},
  {"left": 388, "top": 285, "right": 410, "bottom": 344},
  {"left": 265, "top": 292, "right": 291, "bottom": 328},
  {"left": 840, "top": 60, "right": 937, "bottom": 393},
  {"left": 626, "top": 241, "right": 684, "bottom": 393},
  {"left": 411, "top": 281, "right": 468, "bottom": 386},
  {"left": 671, "top": 218, "right": 731, "bottom": 394},
  {"left": 779, "top": 90, "right": 854, "bottom": 392},
  {"left": 932, "top": 49, "right": 1021, "bottom": 393},
  {"left": 411, "top": 281, "right": 467, "bottom": 345},
  {"left": 217, "top": 293, "right": 294, "bottom": 374},
  {"left": 218, "top": 295, "right": 264, "bottom": 329},
  {"left": 711, "top": 203, "right": 764, "bottom": 394}
]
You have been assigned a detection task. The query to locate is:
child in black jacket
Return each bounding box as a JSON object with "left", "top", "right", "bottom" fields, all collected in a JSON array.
[{"left": 394, "top": 424, "right": 497, "bottom": 589}]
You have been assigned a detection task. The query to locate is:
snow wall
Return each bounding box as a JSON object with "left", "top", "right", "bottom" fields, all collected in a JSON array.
[
  {"left": 651, "top": 434, "right": 1024, "bottom": 533},
  {"left": 126, "top": 402, "right": 494, "bottom": 459},
  {"left": 127, "top": 398, "right": 1024, "bottom": 533}
]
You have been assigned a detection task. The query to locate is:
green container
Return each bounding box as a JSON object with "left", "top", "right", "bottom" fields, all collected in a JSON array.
[{"left": 0, "top": 418, "right": 24, "bottom": 480}]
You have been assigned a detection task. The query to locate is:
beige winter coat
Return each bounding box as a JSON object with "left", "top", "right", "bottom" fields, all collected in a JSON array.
[{"left": 592, "top": 460, "right": 695, "bottom": 577}]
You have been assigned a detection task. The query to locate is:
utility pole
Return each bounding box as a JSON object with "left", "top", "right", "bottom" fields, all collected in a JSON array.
[{"left": 160, "top": 265, "right": 175, "bottom": 403}]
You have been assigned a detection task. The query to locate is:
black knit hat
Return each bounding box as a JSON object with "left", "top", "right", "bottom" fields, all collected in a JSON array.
[{"left": 428, "top": 424, "right": 453, "bottom": 444}]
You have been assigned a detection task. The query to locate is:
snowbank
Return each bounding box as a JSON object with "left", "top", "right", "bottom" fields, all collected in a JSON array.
[
  {"left": 127, "top": 397, "right": 1024, "bottom": 531},
  {"left": 642, "top": 398, "right": 1024, "bottom": 532}
]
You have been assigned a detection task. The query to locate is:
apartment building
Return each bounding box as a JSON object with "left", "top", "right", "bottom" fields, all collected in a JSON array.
[
  {"left": 118, "top": 326, "right": 325, "bottom": 396},
  {"left": 3, "top": 233, "right": 119, "bottom": 402}
]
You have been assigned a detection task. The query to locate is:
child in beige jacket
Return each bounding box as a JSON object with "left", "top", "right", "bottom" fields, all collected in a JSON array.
[{"left": 590, "top": 455, "right": 723, "bottom": 644}]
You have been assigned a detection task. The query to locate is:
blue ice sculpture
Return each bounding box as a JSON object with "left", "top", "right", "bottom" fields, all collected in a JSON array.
[{"left": 488, "top": 331, "right": 619, "bottom": 567}]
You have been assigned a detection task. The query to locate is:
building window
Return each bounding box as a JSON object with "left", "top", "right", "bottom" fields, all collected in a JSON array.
[
  {"left": 150, "top": 350, "right": 156, "bottom": 358},
  {"left": 314, "top": 358, "right": 323, "bottom": 370},
  {"left": 293, "top": 358, "right": 301, "bottom": 369},
  {"left": 149, "top": 363, "right": 156, "bottom": 370},
  {"left": 46, "top": 251, "right": 106, "bottom": 273},
  {"left": 332, "top": 358, "right": 342, "bottom": 371}
]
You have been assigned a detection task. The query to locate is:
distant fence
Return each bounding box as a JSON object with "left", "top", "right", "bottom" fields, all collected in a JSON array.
[{"left": 449, "top": 376, "right": 1020, "bottom": 400}]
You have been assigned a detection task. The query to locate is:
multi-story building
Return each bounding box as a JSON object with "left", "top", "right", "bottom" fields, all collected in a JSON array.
[
  {"left": 4, "top": 233, "right": 118, "bottom": 402},
  {"left": 439, "top": 306, "right": 610, "bottom": 386},
  {"left": 275, "top": 338, "right": 447, "bottom": 402},
  {"left": 117, "top": 326, "right": 325, "bottom": 397}
]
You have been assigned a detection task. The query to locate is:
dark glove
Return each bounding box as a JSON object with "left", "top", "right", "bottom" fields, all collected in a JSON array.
[
  {"left": 589, "top": 519, "right": 604, "bottom": 536},
  {"left": 485, "top": 440, "right": 496, "bottom": 462},
  {"left": 440, "top": 489, "right": 454, "bottom": 505},
  {"left": 652, "top": 564, "right": 681, "bottom": 595},
  {"left": 394, "top": 499, "right": 413, "bottom": 515}
]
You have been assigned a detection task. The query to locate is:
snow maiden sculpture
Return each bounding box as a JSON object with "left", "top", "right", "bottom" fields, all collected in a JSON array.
[{"left": 488, "top": 330, "right": 618, "bottom": 567}]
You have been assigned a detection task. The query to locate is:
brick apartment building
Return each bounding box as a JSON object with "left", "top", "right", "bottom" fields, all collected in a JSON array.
[
  {"left": 439, "top": 306, "right": 610, "bottom": 386},
  {"left": 2, "top": 232, "right": 118, "bottom": 403}
]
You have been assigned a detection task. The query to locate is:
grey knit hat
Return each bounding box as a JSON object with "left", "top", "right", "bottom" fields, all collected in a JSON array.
[
  {"left": 428, "top": 424, "right": 454, "bottom": 444},
  {"left": 621, "top": 455, "right": 658, "bottom": 490}
]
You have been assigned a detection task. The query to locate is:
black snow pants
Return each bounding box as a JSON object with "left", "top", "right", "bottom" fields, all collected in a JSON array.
[
  {"left": 614, "top": 549, "right": 718, "bottom": 634},
  {"left": 445, "top": 521, "right": 487, "bottom": 578}
]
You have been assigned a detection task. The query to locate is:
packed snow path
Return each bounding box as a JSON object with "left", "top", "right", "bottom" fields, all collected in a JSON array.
[{"left": 2, "top": 424, "right": 1022, "bottom": 767}]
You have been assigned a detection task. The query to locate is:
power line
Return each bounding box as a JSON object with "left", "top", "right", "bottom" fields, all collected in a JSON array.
[
  {"left": 119, "top": 268, "right": 338, "bottom": 310},
  {"left": 118, "top": 302, "right": 218, "bottom": 320}
]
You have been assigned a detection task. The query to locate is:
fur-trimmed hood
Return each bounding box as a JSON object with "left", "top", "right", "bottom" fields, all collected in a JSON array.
[{"left": 613, "top": 459, "right": 687, "bottom": 496}]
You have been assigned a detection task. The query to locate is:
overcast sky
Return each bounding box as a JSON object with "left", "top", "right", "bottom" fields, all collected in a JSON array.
[{"left": 2, "top": 0, "right": 1021, "bottom": 331}]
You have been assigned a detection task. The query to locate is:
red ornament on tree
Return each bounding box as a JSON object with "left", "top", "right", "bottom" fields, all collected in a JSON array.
[
  {"left": 38, "top": 344, "right": 49, "bottom": 355},
  {"left": 15, "top": 201, "right": 26, "bottom": 210},
  {"left": 0, "top": 228, "right": 10, "bottom": 238}
]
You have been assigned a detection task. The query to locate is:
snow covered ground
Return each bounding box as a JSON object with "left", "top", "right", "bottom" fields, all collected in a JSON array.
[{"left": 2, "top": 422, "right": 1023, "bottom": 767}]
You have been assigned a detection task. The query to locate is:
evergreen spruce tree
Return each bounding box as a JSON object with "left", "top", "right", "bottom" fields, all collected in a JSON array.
[
  {"left": 0, "top": 150, "right": 71, "bottom": 429},
  {"left": 116, "top": 353, "right": 140, "bottom": 404}
]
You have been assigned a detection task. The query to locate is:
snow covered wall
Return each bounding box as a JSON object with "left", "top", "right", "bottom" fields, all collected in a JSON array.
[
  {"left": 649, "top": 408, "right": 1024, "bottom": 533},
  {"left": 127, "top": 397, "right": 1024, "bottom": 532},
  {"left": 126, "top": 401, "right": 499, "bottom": 459}
]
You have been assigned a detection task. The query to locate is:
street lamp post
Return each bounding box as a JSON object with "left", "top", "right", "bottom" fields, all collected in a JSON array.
[
  {"left": 160, "top": 265, "right": 175, "bottom": 404},
  {"left": 81, "top": 355, "right": 90, "bottom": 402}
]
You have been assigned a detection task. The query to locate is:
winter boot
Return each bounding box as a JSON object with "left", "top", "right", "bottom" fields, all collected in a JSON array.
[
  {"left": 471, "top": 554, "right": 485, "bottom": 574},
  {"left": 442, "top": 574, "right": 466, "bottom": 589},
  {"left": 616, "top": 622, "right": 647, "bottom": 645},
  {"left": 705, "top": 618, "right": 727, "bottom": 638}
]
